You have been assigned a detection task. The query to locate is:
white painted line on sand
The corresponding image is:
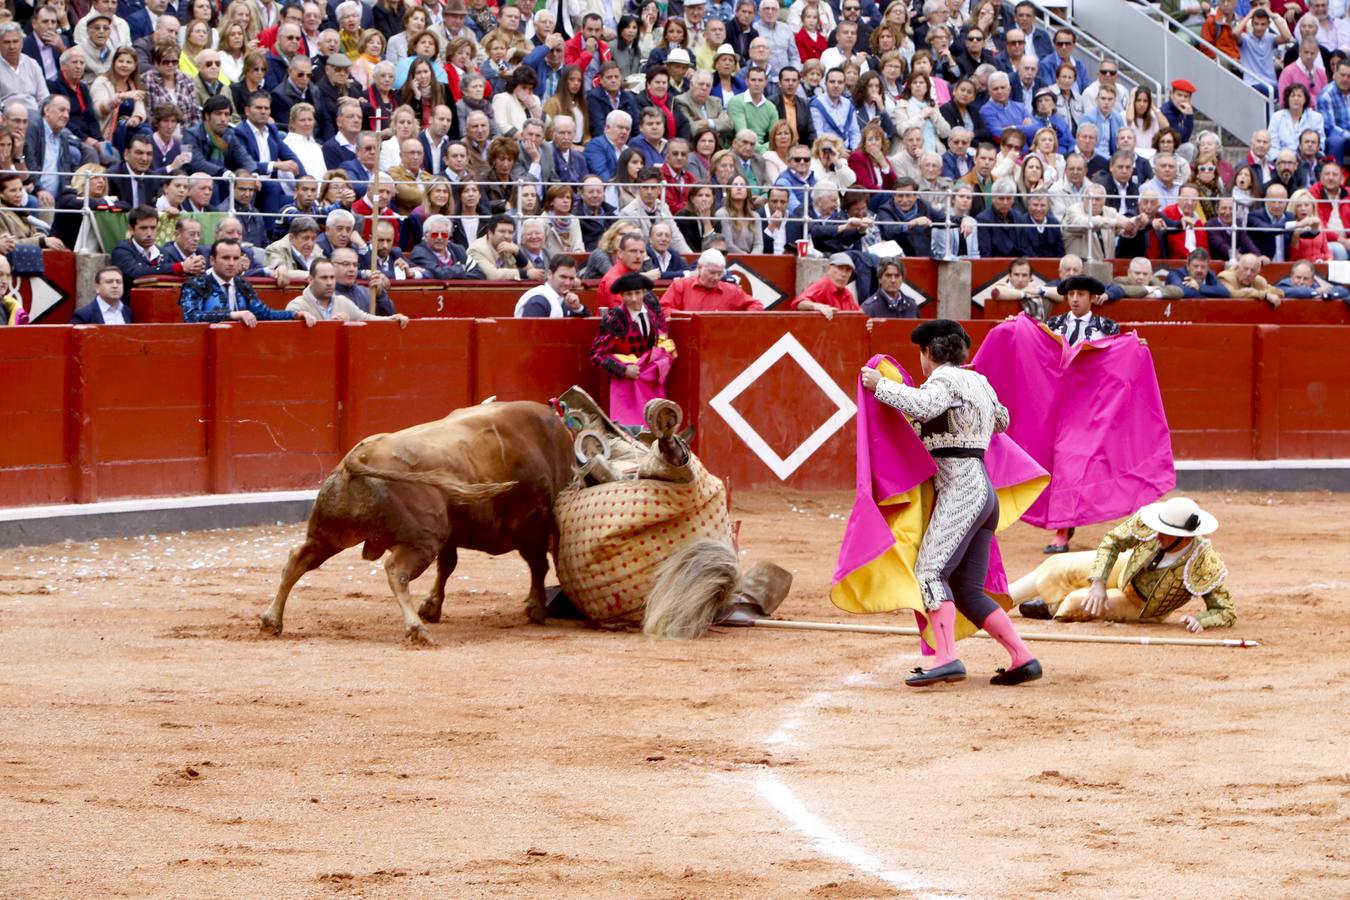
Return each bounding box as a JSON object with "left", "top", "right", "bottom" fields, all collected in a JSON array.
[{"left": 752, "top": 653, "right": 968, "bottom": 899}]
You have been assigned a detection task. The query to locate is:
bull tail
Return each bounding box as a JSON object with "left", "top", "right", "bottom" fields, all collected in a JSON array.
[
  {"left": 343, "top": 458, "right": 518, "bottom": 504},
  {"left": 642, "top": 539, "right": 741, "bottom": 640}
]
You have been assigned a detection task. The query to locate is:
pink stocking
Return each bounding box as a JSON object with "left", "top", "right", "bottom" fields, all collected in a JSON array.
[
  {"left": 927, "top": 601, "right": 959, "bottom": 666},
  {"left": 982, "top": 608, "right": 1035, "bottom": 668}
]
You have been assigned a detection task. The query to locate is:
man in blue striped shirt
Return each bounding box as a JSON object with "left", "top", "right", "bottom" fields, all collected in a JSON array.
[{"left": 1316, "top": 59, "right": 1350, "bottom": 163}]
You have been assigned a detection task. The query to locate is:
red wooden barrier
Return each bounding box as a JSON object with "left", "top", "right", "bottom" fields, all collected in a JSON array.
[
  {"left": 207, "top": 322, "right": 342, "bottom": 492},
  {"left": 4, "top": 317, "right": 1350, "bottom": 508},
  {"left": 677, "top": 312, "right": 871, "bottom": 491},
  {"left": 1134, "top": 324, "right": 1258, "bottom": 460},
  {"left": 338, "top": 319, "right": 476, "bottom": 453},
  {"left": 69, "top": 325, "right": 209, "bottom": 501},
  {"left": 472, "top": 317, "right": 603, "bottom": 404},
  {"left": 0, "top": 326, "right": 71, "bottom": 505},
  {"left": 1264, "top": 325, "right": 1350, "bottom": 458}
]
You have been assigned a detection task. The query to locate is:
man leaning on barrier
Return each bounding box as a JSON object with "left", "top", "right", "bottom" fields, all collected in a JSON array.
[
  {"left": 286, "top": 258, "right": 409, "bottom": 326},
  {"left": 179, "top": 238, "right": 316, "bottom": 328}
]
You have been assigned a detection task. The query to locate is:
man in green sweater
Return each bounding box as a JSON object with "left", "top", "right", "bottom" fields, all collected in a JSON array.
[{"left": 728, "top": 66, "right": 779, "bottom": 153}]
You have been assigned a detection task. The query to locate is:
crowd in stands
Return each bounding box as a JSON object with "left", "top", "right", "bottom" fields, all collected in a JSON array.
[{"left": 0, "top": 0, "right": 1349, "bottom": 332}]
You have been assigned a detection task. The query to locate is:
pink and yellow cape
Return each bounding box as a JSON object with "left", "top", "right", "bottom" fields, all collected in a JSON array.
[{"left": 830, "top": 356, "right": 1049, "bottom": 648}]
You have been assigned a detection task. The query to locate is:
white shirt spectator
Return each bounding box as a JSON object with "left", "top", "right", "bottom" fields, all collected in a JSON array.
[{"left": 97, "top": 296, "right": 128, "bottom": 324}]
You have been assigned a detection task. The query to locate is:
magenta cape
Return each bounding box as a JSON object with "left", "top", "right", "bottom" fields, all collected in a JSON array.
[
  {"left": 608, "top": 345, "right": 674, "bottom": 426},
  {"left": 830, "top": 355, "right": 1049, "bottom": 645},
  {"left": 970, "top": 313, "right": 1175, "bottom": 530}
]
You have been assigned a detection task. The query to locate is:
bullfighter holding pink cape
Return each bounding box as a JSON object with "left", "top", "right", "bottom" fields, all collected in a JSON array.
[
  {"left": 836, "top": 321, "right": 1051, "bottom": 687},
  {"left": 970, "top": 312, "right": 1175, "bottom": 541}
]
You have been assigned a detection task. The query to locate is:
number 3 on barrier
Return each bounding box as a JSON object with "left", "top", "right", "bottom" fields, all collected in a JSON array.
[{"left": 436, "top": 295, "right": 444, "bottom": 313}]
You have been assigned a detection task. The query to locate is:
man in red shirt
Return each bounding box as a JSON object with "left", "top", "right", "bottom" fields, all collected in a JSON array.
[
  {"left": 660, "top": 250, "right": 764, "bottom": 312},
  {"left": 790, "top": 253, "right": 862, "bottom": 319},
  {"left": 596, "top": 232, "right": 649, "bottom": 307}
]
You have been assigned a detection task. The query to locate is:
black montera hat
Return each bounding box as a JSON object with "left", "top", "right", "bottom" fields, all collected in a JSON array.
[
  {"left": 611, "top": 272, "right": 655, "bottom": 294},
  {"left": 911, "top": 319, "right": 971, "bottom": 348},
  {"left": 1060, "top": 275, "right": 1106, "bottom": 296}
]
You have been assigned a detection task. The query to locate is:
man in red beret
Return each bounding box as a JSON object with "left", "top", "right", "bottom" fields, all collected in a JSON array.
[{"left": 1161, "top": 79, "right": 1195, "bottom": 143}]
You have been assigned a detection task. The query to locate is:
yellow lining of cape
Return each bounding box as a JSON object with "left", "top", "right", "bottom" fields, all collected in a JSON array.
[{"left": 829, "top": 359, "right": 1050, "bottom": 645}]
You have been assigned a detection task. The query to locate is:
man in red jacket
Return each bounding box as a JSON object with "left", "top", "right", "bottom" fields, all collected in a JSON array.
[
  {"left": 1160, "top": 185, "right": 1210, "bottom": 259},
  {"left": 1308, "top": 159, "right": 1350, "bottom": 259},
  {"left": 564, "top": 13, "right": 611, "bottom": 83},
  {"left": 791, "top": 253, "right": 863, "bottom": 319},
  {"left": 660, "top": 250, "right": 764, "bottom": 312}
]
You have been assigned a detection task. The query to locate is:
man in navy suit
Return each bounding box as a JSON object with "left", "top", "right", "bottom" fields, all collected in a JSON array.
[
  {"left": 583, "top": 109, "right": 630, "bottom": 182},
  {"left": 761, "top": 186, "right": 805, "bottom": 255},
  {"left": 1017, "top": 192, "right": 1065, "bottom": 258},
  {"left": 418, "top": 104, "right": 454, "bottom": 176},
  {"left": 227, "top": 91, "right": 304, "bottom": 213},
  {"left": 585, "top": 61, "right": 642, "bottom": 140},
  {"left": 125, "top": 0, "right": 176, "bottom": 43},
  {"left": 1013, "top": 1, "right": 1055, "bottom": 59},
  {"left": 874, "top": 178, "right": 934, "bottom": 257},
  {"left": 321, "top": 98, "right": 363, "bottom": 171},
  {"left": 70, "top": 267, "right": 134, "bottom": 324},
  {"left": 110, "top": 206, "right": 177, "bottom": 280},
  {"left": 339, "top": 131, "right": 382, "bottom": 199},
  {"left": 158, "top": 217, "right": 209, "bottom": 276},
  {"left": 105, "top": 134, "right": 166, "bottom": 209},
  {"left": 22, "top": 5, "right": 64, "bottom": 82},
  {"left": 24, "top": 94, "right": 96, "bottom": 204},
  {"left": 1244, "top": 183, "right": 1297, "bottom": 262},
  {"left": 539, "top": 114, "right": 588, "bottom": 186},
  {"left": 45, "top": 48, "right": 103, "bottom": 147}
]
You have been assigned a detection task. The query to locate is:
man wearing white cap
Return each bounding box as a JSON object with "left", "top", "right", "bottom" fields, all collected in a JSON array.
[
  {"left": 663, "top": 46, "right": 692, "bottom": 94},
  {"left": 683, "top": 0, "right": 709, "bottom": 51},
  {"left": 1009, "top": 497, "right": 1235, "bottom": 631}
]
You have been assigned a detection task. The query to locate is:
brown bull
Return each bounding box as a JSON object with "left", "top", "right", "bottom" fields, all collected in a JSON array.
[{"left": 261, "top": 401, "right": 575, "bottom": 643}]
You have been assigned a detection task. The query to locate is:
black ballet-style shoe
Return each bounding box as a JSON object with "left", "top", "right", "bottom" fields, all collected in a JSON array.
[
  {"left": 1043, "top": 528, "right": 1076, "bottom": 554},
  {"left": 905, "top": 660, "right": 967, "bottom": 687},
  {"left": 1018, "top": 599, "right": 1052, "bottom": 620},
  {"left": 990, "top": 659, "right": 1043, "bottom": 686}
]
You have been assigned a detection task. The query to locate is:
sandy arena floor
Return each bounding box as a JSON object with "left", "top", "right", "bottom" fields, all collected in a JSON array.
[{"left": 1, "top": 488, "right": 1347, "bottom": 898}]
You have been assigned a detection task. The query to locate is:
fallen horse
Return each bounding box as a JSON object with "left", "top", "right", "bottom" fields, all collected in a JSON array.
[{"left": 551, "top": 389, "right": 791, "bottom": 637}]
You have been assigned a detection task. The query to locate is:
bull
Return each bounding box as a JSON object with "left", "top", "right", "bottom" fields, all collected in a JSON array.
[{"left": 260, "top": 401, "right": 575, "bottom": 644}]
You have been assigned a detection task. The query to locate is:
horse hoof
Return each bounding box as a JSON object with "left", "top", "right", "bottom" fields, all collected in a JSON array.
[
  {"left": 417, "top": 600, "right": 442, "bottom": 623},
  {"left": 259, "top": 614, "right": 282, "bottom": 636},
  {"left": 526, "top": 604, "right": 547, "bottom": 624},
  {"left": 405, "top": 625, "right": 436, "bottom": 646}
]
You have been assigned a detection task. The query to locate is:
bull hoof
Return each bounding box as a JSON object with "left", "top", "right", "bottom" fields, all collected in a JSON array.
[
  {"left": 259, "top": 614, "right": 283, "bottom": 636},
  {"left": 526, "top": 603, "right": 547, "bottom": 624},
  {"left": 405, "top": 624, "right": 436, "bottom": 646},
  {"left": 417, "top": 599, "right": 443, "bottom": 623}
]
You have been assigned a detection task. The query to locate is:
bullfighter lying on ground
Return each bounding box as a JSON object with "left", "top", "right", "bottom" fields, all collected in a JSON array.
[{"left": 1010, "top": 496, "right": 1235, "bottom": 632}]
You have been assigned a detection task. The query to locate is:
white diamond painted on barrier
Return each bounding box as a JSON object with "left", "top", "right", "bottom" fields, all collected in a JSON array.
[{"left": 708, "top": 332, "right": 857, "bottom": 481}]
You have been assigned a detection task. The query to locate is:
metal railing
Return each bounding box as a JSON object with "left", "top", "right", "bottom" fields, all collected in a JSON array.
[
  {"left": 1070, "top": 0, "right": 1277, "bottom": 144},
  {"left": 5, "top": 166, "right": 1332, "bottom": 268}
]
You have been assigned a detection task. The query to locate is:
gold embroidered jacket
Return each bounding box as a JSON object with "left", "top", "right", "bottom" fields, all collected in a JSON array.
[{"left": 1090, "top": 513, "right": 1236, "bottom": 628}]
